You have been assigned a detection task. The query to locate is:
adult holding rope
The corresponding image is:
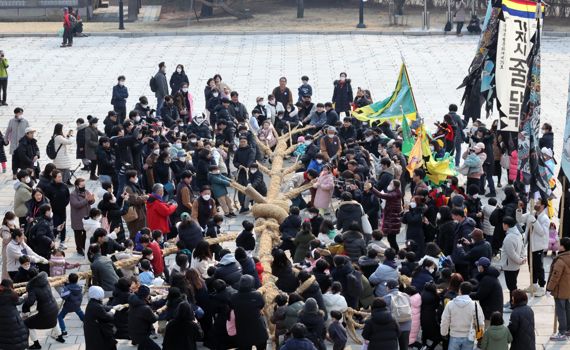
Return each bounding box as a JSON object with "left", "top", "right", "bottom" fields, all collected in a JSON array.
[{"left": 22, "top": 269, "right": 58, "bottom": 349}]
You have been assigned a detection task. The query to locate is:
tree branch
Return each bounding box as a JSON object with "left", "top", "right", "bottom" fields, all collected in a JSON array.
[
  {"left": 278, "top": 124, "right": 315, "bottom": 142},
  {"left": 283, "top": 162, "right": 302, "bottom": 176},
  {"left": 282, "top": 181, "right": 315, "bottom": 200}
]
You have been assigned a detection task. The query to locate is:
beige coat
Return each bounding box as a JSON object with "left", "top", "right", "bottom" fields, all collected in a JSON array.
[{"left": 53, "top": 135, "right": 75, "bottom": 170}]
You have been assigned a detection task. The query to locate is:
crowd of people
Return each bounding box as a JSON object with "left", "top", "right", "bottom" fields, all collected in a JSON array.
[{"left": 0, "top": 63, "right": 566, "bottom": 350}]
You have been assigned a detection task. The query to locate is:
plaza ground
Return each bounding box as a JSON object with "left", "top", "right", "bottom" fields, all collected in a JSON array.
[{"left": 0, "top": 34, "right": 569, "bottom": 348}]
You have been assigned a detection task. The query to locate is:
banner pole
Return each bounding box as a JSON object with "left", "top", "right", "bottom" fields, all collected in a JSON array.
[{"left": 529, "top": 198, "right": 535, "bottom": 298}]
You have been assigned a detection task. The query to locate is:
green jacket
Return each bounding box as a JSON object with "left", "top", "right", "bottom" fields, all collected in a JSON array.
[
  {"left": 0, "top": 58, "right": 8, "bottom": 79},
  {"left": 481, "top": 325, "right": 512, "bottom": 350}
]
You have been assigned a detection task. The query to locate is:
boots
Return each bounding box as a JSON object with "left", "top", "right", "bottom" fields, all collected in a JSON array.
[{"left": 28, "top": 341, "right": 42, "bottom": 349}]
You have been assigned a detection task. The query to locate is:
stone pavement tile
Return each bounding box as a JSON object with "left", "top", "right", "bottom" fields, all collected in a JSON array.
[{"left": 48, "top": 343, "right": 81, "bottom": 350}]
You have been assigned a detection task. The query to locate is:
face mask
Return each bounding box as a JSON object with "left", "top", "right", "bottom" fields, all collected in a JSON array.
[
  {"left": 110, "top": 197, "right": 117, "bottom": 203},
  {"left": 190, "top": 139, "right": 197, "bottom": 143},
  {"left": 95, "top": 216, "right": 102, "bottom": 222},
  {"left": 22, "top": 264, "right": 30, "bottom": 270},
  {"left": 46, "top": 211, "right": 53, "bottom": 219},
  {"left": 316, "top": 159, "right": 323, "bottom": 164},
  {"left": 410, "top": 202, "right": 417, "bottom": 209},
  {"left": 119, "top": 81, "right": 124, "bottom": 86},
  {"left": 310, "top": 214, "right": 317, "bottom": 218},
  {"left": 78, "top": 186, "right": 86, "bottom": 192},
  {"left": 133, "top": 177, "right": 139, "bottom": 184},
  {"left": 328, "top": 134, "right": 334, "bottom": 138},
  {"left": 365, "top": 136, "right": 373, "bottom": 142},
  {"left": 473, "top": 194, "right": 479, "bottom": 199},
  {"left": 175, "top": 142, "right": 182, "bottom": 148},
  {"left": 148, "top": 255, "right": 154, "bottom": 261},
  {"left": 179, "top": 157, "right": 186, "bottom": 162},
  {"left": 213, "top": 93, "right": 219, "bottom": 97},
  {"left": 8, "top": 219, "right": 16, "bottom": 226},
  {"left": 304, "top": 141, "right": 312, "bottom": 145},
  {"left": 153, "top": 149, "right": 160, "bottom": 155},
  {"left": 177, "top": 68, "right": 182, "bottom": 73},
  {"left": 141, "top": 104, "right": 148, "bottom": 108},
  {"left": 135, "top": 116, "right": 141, "bottom": 122},
  {"left": 182, "top": 88, "right": 188, "bottom": 93},
  {"left": 436, "top": 213, "right": 442, "bottom": 220},
  {"left": 24, "top": 177, "right": 31, "bottom": 183},
  {"left": 202, "top": 195, "right": 211, "bottom": 201},
  {"left": 250, "top": 169, "right": 257, "bottom": 174},
  {"left": 428, "top": 267, "right": 435, "bottom": 274},
  {"left": 387, "top": 184, "right": 394, "bottom": 191}
]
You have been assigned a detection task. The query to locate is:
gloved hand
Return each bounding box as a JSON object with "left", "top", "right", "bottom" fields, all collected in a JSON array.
[
  {"left": 150, "top": 295, "right": 162, "bottom": 302},
  {"left": 109, "top": 308, "right": 116, "bottom": 315},
  {"left": 22, "top": 312, "right": 30, "bottom": 319},
  {"left": 112, "top": 304, "right": 126, "bottom": 311},
  {"left": 41, "top": 258, "right": 49, "bottom": 264}
]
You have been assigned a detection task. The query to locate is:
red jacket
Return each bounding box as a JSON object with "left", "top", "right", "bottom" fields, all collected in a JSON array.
[
  {"left": 147, "top": 241, "right": 164, "bottom": 276},
  {"left": 146, "top": 194, "right": 177, "bottom": 234},
  {"left": 63, "top": 13, "right": 71, "bottom": 29}
]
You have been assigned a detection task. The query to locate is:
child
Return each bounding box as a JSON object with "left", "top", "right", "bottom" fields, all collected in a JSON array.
[
  {"left": 270, "top": 294, "right": 289, "bottom": 347},
  {"left": 480, "top": 311, "right": 513, "bottom": 350},
  {"left": 400, "top": 251, "right": 418, "bottom": 277},
  {"left": 55, "top": 273, "right": 84, "bottom": 343},
  {"left": 327, "top": 310, "right": 348, "bottom": 350},
  {"left": 328, "top": 234, "right": 345, "bottom": 256},
  {"left": 547, "top": 222, "right": 560, "bottom": 257},
  {"left": 175, "top": 240, "right": 192, "bottom": 259},
  {"left": 481, "top": 197, "right": 497, "bottom": 242},
  {"left": 293, "top": 136, "right": 308, "bottom": 158},
  {"left": 236, "top": 220, "right": 256, "bottom": 252},
  {"left": 170, "top": 253, "right": 189, "bottom": 278},
  {"left": 253, "top": 256, "right": 264, "bottom": 284},
  {"left": 0, "top": 129, "right": 7, "bottom": 173},
  {"left": 50, "top": 249, "right": 80, "bottom": 278},
  {"left": 114, "top": 239, "right": 139, "bottom": 278},
  {"left": 367, "top": 230, "right": 389, "bottom": 255},
  {"left": 14, "top": 255, "right": 34, "bottom": 283},
  {"left": 138, "top": 259, "right": 155, "bottom": 286},
  {"left": 134, "top": 227, "right": 151, "bottom": 252}
]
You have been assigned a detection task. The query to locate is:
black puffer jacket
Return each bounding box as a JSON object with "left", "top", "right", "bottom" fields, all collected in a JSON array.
[
  {"left": 230, "top": 276, "right": 268, "bottom": 348},
  {"left": 362, "top": 307, "right": 400, "bottom": 350},
  {"left": 470, "top": 266, "right": 503, "bottom": 320},
  {"left": 28, "top": 216, "right": 55, "bottom": 260},
  {"left": 108, "top": 288, "right": 132, "bottom": 339},
  {"left": 298, "top": 277, "right": 327, "bottom": 316},
  {"left": 0, "top": 287, "right": 29, "bottom": 350},
  {"left": 273, "top": 263, "right": 300, "bottom": 293},
  {"left": 128, "top": 294, "right": 157, "bottom": 344},
  {"left": 298, "top": 309, "right": 326, "bottom": 350},
  {"left": 508, "top": 302, "right": 535, "bottom": 350},
  {"left": 22, "top": 272, "right": 58, "bottom": 329},
  {"left": 84, "top": 299, "right": 117, "bottom": 350},
  {"left": 213, "top": 254, "right": 243, "bottom": 290},
  {"left": 341, "top": 230, "right": 366, "bottom": 262},
  {"left": 336, "top": 201, "right": 363, "bottom": 232}
]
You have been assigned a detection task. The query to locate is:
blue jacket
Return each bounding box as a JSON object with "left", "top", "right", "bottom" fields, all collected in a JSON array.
[
  {"left": 111, "top": 84, "right": 129, "bottom": 109},
  {"left": 307, "top": 159, "right": 324, "bottom": 174},
  {"left": 208, "top": 172, "right": 231, "bottom": 198},
  {"left": 61, "top": 283, "right": 83, "bottom": 312},
  {"left": 280, "top": 337, "right": 317, "bottom": 350},
  {"left": 411, "top": 268, "right": 434, "bottom": 292}
]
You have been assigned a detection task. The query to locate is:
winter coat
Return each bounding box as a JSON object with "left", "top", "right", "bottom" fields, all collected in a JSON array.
[
  {"left": 335, "top": 201, "right": 363, "bottom": 232},
  {"left": 313, "top": 173, "right": 334, "bottom": 209},
  {"left": 508, "top": 302, "right": 535, "bottom": 350},
  {"left": 293, "top": 230, "right": 315, "bottom": 263},
  {"left": 516, "top": 209, "right": 549, "bottom": 252},
  {"left": 44, "top": 180, "right": 70, "bottom": 215},
  {"left": 279, "top": 214, "right": 302, "bottom": 241},
  {"left": 13, "top": 136, "right": 39, "bottom": 170},
  {"left": 500, "top": 226, "right": 526, "bottom": 271},
  {"left": 70, "top": 189, "right": 95, "bottom": 230},
  {"left": 53, "top": 135, "right": 74, "bottom": 169},
  {"left": 59, "top": 282, "right": 83, "bottom": 313},
  {"left": 169, "top": 71, "right": 189, "bottom": 95},
  {"left": 236, "top": 255, "right": 261, "bottom": 288},
  {"left": 108, "top": 288, "right": 131, "bottom": 339},
  {"left": 481, "top": 325, "right": 512, "bottom": 350},
  {"left": 358, "top": 256, "right": 379, "bottom": 279},
  {"left": 409, "top": 293, "right": 422, "bottom": 344},
  {"left": 280, "top": 337, "right": 318, "bottom": 350},
  {"left": 84, "top": 125, "right": 102, "bottom": 161},
  {"left": 96, "top": 146, "right": 116, "bottom": 176},
  {"left": 332, "top": 79, "right": 354, "bottom": 113},
  {"left": 146, "top": 193, "right": 177, "bottom": 234},
  {"left": 298, "top": 310, "right": 326, "bottom": 350},
  {"left": 124, "top": 182, "right": 147, "bottom": 236},
  {"left": 402, "top": 207, "right": 426, "bottom": 255},
  {"left": 178, "top": 221, "right": 204, "bottom": 251},
  {"left": 341, "top": 230, "right": 366, "bottom": 262},
  {"left": 128, "top": 293, "right": 158, "bottom": 344},
  {"left": 6, "top": 117, "right": 29, "bottom": 154},
  {"left": 440, "top": 295, "right": 484, "bottom": 338},
  {"left": 362, "top": 307, "right": 400, "bottom": 350},
  {"left": 323, "top": 292, "right": 348, "bottom": 321},
  {"left": 437, "top": 219, "right": 458, "bottom": 256},
  {"left": 5, "top": 239, "right": 43, "bottom": 274},
  {"left": 13, "top": 181, "right": 31, "bottom": 217},
  {"left": 230, "top": 277, "right": 268, "bottom": 348},
  {"left": 154, "top": 71, "right": 168, "bottom": 99},
  {"left": 84, "top": 299, "right": 117, "bottom": 350},
  {"left": 76, "top": 124, "right": 87, "bottom": 158},
  {"left": 373, "top": 188, "right": 402, "bottom": 236},
  {"left": 411, "top": 269, "right": 434, "bottom": 292},
  {"left": 454, "top": 0, "right": 466, "bottom": 22},
  {"left": 282, "top": 300, "right": 304, "bottom": 331},
  {"left": 369, "top": 262, "right": 399, "bottom": 297},
  {"left": 297, "top": 277, "right": 327, "bottom": 314},
  {"left": 470, "top": 266, "right": 503, "bottom": 319},
  {"left": 420, "top": 286, "right": 441, "bottom": 341},
  {"left": 359, "top": 275, "right": 375, "bottom": 308},
  {"left": 214, "top": 254, "right": 243, "bottom": 289},
  {"left": 90, "top": 254, "right": 119, "bottom": 292},
  {"left": 0, "top": 287, "right": 29, "bottom": 350},
  {"left": 273, "top": 263, "right": 299, "bottom": 293},
  {"left": 249, "top": 170, "right": 267, "bottom": 196},
  {"left": 508, "top": 150, "right": 519, "bottom": 182},
  {"left": 455, "top": 239, "right": 492, "bottom": 277},
  {"left": 162, "top": 309, "right": 203, "bottom": 350},
  {"left": 22, "top": 272, "right": 58, "bottom": 329},
  {"left": 28, "top": 217, "right": 55, "bottom": 259},
  {"left": 208, "top": 172, "right": 232, "bottom": 198},
  {"left": 547, "top": 251, "right": 570, "bottom": 299}
]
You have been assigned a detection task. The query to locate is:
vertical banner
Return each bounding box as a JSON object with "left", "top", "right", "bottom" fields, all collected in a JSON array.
[
  {"left": 562, "top": 74, "right": 570, "bottom": 179},
  {"left": 495, "top": 0, "right": 543, "bottom": 131}
]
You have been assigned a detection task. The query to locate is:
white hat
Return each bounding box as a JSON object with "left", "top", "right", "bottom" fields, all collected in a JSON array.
[
  {"left": 88, "top": 286, "right": 105, "bottom": 301},
  {"left": 541, "top": 147, "right": 553, "bottom": 158},
  {"left": 24, "top": 127, "right": 36, "bottom": 134},
  {"left": 474, "top": 142, "right": 485, "bottom": 151}
]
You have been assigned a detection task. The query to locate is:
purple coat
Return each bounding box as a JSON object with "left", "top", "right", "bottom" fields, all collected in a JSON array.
[{"left": 373, "top": 188, "right": 402, "bottom": 236}]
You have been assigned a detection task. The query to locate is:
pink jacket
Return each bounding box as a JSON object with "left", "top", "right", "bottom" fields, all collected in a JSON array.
[
  {"left": 508, "top": 150, "right": 520, "bottom": 182},
  {"left": 409, "top": 293, "right": 422, "bottom": 344},
  {"left": 313, "top": 173, "right": 335, "bottom": 209}
]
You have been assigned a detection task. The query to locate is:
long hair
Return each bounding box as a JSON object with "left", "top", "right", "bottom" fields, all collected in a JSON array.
[{"left": 53, "top": 123, "right": 64, "bottom": 136}]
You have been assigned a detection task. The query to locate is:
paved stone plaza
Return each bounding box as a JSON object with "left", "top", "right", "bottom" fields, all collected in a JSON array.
[{"left": 0, "top": 34, "right": 569, "bottom": 349}]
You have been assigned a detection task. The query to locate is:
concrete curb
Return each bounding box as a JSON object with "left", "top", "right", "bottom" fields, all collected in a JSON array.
[{"left": 1, "top": 30, "right": 569, "bottom": 38}]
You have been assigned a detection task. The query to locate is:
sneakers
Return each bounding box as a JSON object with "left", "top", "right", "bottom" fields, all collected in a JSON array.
[
  {"left": 90, "top": 175, "right": 99, "bottom": 181},
  {"left": 55, "top": 335, "right": 65, "bottom": 343},
  {"left": 503, "top": 302, "right": 512, "bottom": 313},
  {"left": 239, "top": 208, "right": 249, "bottom": 214},
  {"left": 28, "top": 341, "right": 42, "bottom": 349},
  {"left": 550, "top": 333, "right": 567, "bottom": 341},
  {"left": 497, "top": 183, "right": 502, "bottom": 188},
  {"left": 59, "top": 243, "right": 67, "bottom": 250},
  {"left": 524, "top": 284, "right": 536, "bottom": 293},
  {"left": 534, "top": 287, "right": 546, "bottom": 297},
  {"left": 61, "top": 331, "right": 67, "bottom": 336}
]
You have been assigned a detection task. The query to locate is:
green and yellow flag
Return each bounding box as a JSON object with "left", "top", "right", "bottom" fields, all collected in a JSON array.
[
  {"left": 401, "top": 115, "right": 414, "bottom": 156},
  {"left": 352, "top": 63, "right": 418, "bottom": 123}
]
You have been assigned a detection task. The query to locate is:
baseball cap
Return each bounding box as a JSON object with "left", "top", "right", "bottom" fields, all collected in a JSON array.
[{"left": 475, "top": 257, "right": 491, "bottom": 268}]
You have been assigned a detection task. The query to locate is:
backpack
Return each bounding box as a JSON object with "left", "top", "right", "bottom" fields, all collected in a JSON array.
[
  {"left": 46, "top": 136, "right": 63, "bottom": 160},
  {"left": 345, "top": 270, "right": 363, "bottom": 297},
  {"left": 149, "top": 76, "right": 158, "bottom": 93},
  {"left": 69, "top": 14, "right": 77, "bottom": 28},
  {"left": 444, "top": 20, "right": 452, "bottom": 32},
  {"left": 390, "top": 291, "right": 412, "bottom": 323}
]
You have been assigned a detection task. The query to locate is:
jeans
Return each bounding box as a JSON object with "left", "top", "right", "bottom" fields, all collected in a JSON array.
[
  {"left": 531, "top": 250, "right": 545, "bottom": 286},
  {"left": 58, "top": 308, "right": 85, "bottom": 332},
  {"left": 0, "top": 78, "right": 7, "bottom": 103},
  {"left": 62, "top": 27, "right": 73, "bottom": 45},
  {"left": 156, "top": 97, "right": 165, "bottom": 117},
  {"left": 481, "top": 164, "right": 496, "bottom": 194},
  {"left": 555, "top": 299, "right": 570, "bottom": 333},
  {"left": 448, "top": 336, "right": 473, "bottom": 350}
]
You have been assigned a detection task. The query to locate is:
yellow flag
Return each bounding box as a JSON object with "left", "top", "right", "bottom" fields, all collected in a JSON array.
[{"left": 406, "top": 136, "right": 424, "bottom": 177}]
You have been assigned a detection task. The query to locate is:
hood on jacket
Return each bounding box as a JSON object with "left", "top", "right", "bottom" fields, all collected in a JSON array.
[
  {"left": 77, "top": 124, "right": 88, "bottom": 131},
  {"left": 338, "top": 202, "right": 362, "bottom": 215},
  {"left": 238, "top": 275, "right": 255, "bottom": 292},
  {"left": 28, "top": 271, "right": 49, "bottom": 288},
  {"left": 506, "top": 226, "right": 522, "bottom": 236},
  {"left": 371, "top": 307, "right": 393, "bottom": 325},
  {"left": 479, "top": 266, "right": 501, "bottom": 279},
  {"left": 343, "top": 230, "right": 364, "bottom": 242},
  {"left": 14, "top": 181, "right": 29, "bottom": 191},
  {"left": 334, "top": 79, "right": 352, "bottom": 85},
  {"left": 303, "top": 297, "right": 318, "bottom": 313},
  {"left": 486, "top": 325, "right": 510, "bottom": 341},
  {"left": 219, "top": 253, "right": 238, "bottom": 266},
  {"left": 146, "top": 193, "right": 163, "bottom": 205},
  {"left": 451, "top": 294, "right": 473, "bottom": 308},
  {"left": 128, "top": 293, "right": 147, "bottom": 308}
]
